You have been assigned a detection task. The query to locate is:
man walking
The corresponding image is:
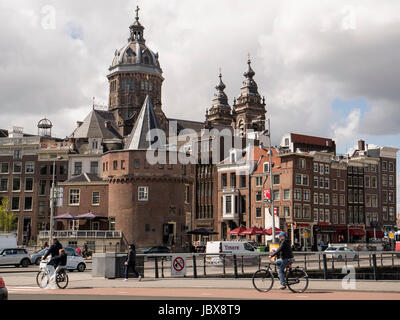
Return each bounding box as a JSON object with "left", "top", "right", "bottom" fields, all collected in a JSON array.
[
  {"left": 124, "top": 244, "right": 142, "bottom": 281},
  {"left": 270, "top": 232, "right": 294, "bottom": 290}
]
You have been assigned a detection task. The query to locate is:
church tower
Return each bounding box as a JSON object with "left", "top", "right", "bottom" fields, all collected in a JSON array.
[
  {"left": 107, "top": 7, "right": 168, "bottom": 137},
  {"left": 205, "top": 72, "right": 233, "bottom": 127},
  {"left": 232, "top": 57, "right": 266, "bottom": 136}
]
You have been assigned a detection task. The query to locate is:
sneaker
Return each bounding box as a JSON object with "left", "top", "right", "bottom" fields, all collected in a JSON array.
[
  {"left": 123, "top": 278, "right": 128, "bottom": 281},
  {"left": 138, "top": 275, "right": 142, "bottom": 282},
  {"left": 279, "top": 285, "right": 287, "bottom": 290}
]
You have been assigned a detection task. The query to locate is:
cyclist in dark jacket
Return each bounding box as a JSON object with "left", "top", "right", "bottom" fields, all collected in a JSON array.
[
  {"left": 48, "top": 249, "right": 67, "bottom": 268},
  {"left": 270, "top": 232, "right": 294, "bottom": 290},
  {"left": 42, "top": 239, "right": 63, "bottom": 260},
  {"left": 124, "top": 244, "right": 141, "bottom": 281},
  {"left": 47, "top": 248, "right": 67, "bottom": 284}
]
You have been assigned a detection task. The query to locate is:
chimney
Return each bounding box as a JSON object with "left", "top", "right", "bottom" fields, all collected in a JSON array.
[
  {"left": 358, "top": 140, "right": 365, "bottom": 151},
  {"left": 76, "top": 121, "right": 83, "bottom": 128}
]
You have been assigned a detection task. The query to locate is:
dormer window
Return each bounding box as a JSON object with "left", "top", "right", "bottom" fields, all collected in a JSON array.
[{"left": 230, "top": 151, "right": 236, "bottom": 163}]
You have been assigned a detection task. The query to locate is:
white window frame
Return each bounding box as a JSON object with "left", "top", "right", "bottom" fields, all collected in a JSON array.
[
  {"left": 25, "top": 162, "right": 35, "bottom": 174},
  {"left": 92, "top": 191, "right": 100, "bottom": 206},
  {"left": 138, "top": 186, "right": 149, "bottom": 201},
  {"left": 69, "top": 189, "right": 80, "bottom": 206}
]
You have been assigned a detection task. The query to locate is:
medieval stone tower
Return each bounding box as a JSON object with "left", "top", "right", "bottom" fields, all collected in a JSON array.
[{"left": 107, "top": 7, "right": 168, "bottom": 137}]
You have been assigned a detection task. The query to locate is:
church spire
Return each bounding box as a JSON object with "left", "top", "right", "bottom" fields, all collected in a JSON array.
[
  {"left": 129, "top": 6, "right": 145, "bottom": 43},
  {"left": 213, "top": 72, "right": 229, "bottom": 107},
  {"left": 205, "top": 71, "right": 233, "bottom": 127},
  {"left": 241, "top": 57, "right": 258, "bottom": 96}
]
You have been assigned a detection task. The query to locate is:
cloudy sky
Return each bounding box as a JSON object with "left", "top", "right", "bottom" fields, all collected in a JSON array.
[{"left": 0, "top": 0, "right": 399, "bottom": 206}]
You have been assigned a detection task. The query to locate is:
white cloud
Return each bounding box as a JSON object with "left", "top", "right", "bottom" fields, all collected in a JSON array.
[{"left": 0, "top": 0, "right": 399, "bottom": 144}]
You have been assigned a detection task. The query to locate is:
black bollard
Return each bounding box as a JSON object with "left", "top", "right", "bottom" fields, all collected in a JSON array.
[
  {"left": 155, "top": 256, "right": 159, "bottom": 278},
  {"left": 372, "top": 253, "right": 377, "bottom": 280},
  {"left": 322, "top": 254, "right": 328, "bottom": 280},
  {"left": 233, "top": 255, "right": 238, "bottom": 278},
  {"left": 203, "top": 255, "right": 206, "bottom": 276},
  {"left": 193, "top": 255, "right": 197, "bottom": 278}
]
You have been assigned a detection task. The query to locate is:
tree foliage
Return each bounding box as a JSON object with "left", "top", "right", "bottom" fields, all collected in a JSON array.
[{"left": 0, "top": 198, "right": 17, "bottom": 232}]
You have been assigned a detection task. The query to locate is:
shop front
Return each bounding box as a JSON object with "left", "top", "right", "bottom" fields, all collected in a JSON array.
[
  {"left": 334, "top": 226, "right": 348, "bottom": 243},
  {"left": 349, "top": 227, "right": 366, "bottom": 243},
  {"left": 293, "top": 223, "right": 312, "bottom": 251},
  {"left": 315, "top": 223, "right": 336, "bottom": 248}
]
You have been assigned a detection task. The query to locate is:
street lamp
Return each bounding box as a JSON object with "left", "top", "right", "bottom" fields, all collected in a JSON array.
[
  {"left": 49, "top": 156, "right": 63, "bottom": 243},
  {"left": 261, "top": 119, "right": 276, "bottom": 244}
]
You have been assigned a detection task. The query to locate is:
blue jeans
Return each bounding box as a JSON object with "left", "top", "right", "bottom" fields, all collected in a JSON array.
[{"left": 275, "top": 259, "right": 290, "bottom": 286}]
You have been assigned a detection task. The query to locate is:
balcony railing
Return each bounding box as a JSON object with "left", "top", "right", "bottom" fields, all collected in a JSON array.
[{"left": 39, "top": 230, "right": 122, "bottom": 239}]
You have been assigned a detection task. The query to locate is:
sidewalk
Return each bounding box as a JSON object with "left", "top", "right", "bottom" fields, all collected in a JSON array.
[{"left": 3, "top": 271, "right": 400, "bottom": 293}]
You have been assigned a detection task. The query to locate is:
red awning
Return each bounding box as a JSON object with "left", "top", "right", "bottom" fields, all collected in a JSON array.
[
  {"left": 296, "top": 223, "right": 310, "bottom": 227},
  {"left": 367, "top": 230, "right": 384, "bottom": 239},
  {"left": 335, "top": 227, "right": 347, "bottom": 230},
  {"left": 349, "top": 229, "right": 366, "bottom": 236},
  {"left": 264, "top": 227, "right": 283, "bottom": 236},
  {"left": 318, "top": 222, "right": 331, "bottom": 226},
  {"left": 241, "top": 226, "right": 265, "bottom": 235},
  {"left": 228, "top": 226, "right": 247, "bottom": 236}
]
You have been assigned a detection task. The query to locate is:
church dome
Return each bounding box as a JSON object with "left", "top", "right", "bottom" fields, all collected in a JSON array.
[{"left": 109, "top": 7, "right": 162, "bottom": 76}]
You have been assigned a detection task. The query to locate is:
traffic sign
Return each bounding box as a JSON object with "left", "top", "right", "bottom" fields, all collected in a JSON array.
[
  {"left": 263, "top": 189, "right": 271, "bottom": 203},
  {"left": 171, "top": 255, "right": 186, "bottom": 277}
]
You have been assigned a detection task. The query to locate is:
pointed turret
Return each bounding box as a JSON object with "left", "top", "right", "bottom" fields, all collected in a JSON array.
[
  {"left": 233, "top": 57, "right": 266, "bottom": 134},
  {"left": 125, "top": 95, "right": 164, "bottom": 150},
  {"left": 205, "top": 72, "right": 233, "bottom": 127}
]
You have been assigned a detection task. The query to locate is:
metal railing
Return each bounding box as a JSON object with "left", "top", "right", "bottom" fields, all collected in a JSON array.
[
  {"left": 114, "top": 251, "right": 400, "bottom": 280},
  {"left": 39, "top": 230, "right": 122, "bottom": 239}
]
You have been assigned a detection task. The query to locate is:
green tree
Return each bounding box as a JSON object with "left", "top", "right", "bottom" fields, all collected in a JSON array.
[{"left": 0, "top": 198, "right": 17, "bottom": 232}]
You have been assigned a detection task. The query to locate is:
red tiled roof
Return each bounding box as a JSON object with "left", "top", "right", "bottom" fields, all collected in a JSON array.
[{"left": 291, "top": 133, "right": 334, "bottom": 148}]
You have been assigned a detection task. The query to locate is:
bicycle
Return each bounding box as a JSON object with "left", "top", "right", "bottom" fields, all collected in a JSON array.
[
  {"left": 36, "top": 260, "right": 69, "bottom": 289},
  {"left": 252, "top": 259, "right": 309, "bottom": 293}
]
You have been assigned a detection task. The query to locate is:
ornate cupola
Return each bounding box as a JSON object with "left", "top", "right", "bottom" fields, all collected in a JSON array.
[
  {"left": 233, "top": 56, "right": 266, "bottom": 135},
  {"left": 128, "top": 6, "right": 145, "bottom": 43},
  {"left": 205, "top": 72, "right": 233, "bottom": 127},
  {"left": 107, "top": 6, "right": 168, "bottom": 137}
]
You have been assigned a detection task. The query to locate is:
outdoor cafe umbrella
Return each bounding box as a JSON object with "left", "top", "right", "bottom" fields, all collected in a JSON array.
[
  {"left": 264, "top": 227, "right": 283, "bottom": 236},
  {"left": 54, "top": 213, "right": 76, "bottom": 220},
  {"left": 74, "top": 212, "right": 108, "bottom": 220},
  {"left": 186, "top": 228, "right": 218, "bottom": 235},
  {"left": 228, "top": 226, "right": 247, "bottom": 236},
  {"left": 241, "top": 226, "right": 265, "bottom": 235}
]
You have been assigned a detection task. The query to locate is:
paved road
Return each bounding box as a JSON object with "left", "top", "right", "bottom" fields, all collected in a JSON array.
[{"left": 6, "top": 286, "right": 400, "bottom": 300}]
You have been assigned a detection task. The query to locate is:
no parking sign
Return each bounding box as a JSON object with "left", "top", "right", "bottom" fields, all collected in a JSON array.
[{"left": 171, "top": 255, "right": 187, "bottom": 277}]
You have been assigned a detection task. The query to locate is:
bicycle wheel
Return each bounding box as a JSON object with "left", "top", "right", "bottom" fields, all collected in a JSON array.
[
  {"left": 252, "top": 269, "right": 274, "bottom": 293},
  {"left": 36, "top": 271, "right": 49, "bottom": 288},
  {"left": 56, "top": 270, "right": 69, "bottom": 289},
  {"left": 286, "top": 268, "right": 309, "bottom": 293}
]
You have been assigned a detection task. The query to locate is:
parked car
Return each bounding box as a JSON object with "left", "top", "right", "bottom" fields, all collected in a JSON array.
[
  {"left": 143, "top": 246, "right": 171, "bottom": 260},
  {"left": 0, "top": 248, "right": 31, "bottom": 267},
  {"left": 31, "top": 249, "right": 47, "bottom": 265},
  {"left": 39, "top": 247, "right": 86, "bottom": 272},
  {"left": 143, "top": 246, "right": 171, "bottom": 254},
  {"left": 0, "top": 276, "right": 8, "bottom": 300},
  {"left": 324, "top": 246, "right": 359, "bottom": 260}
]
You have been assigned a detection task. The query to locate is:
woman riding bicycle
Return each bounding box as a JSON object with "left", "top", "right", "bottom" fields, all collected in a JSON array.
[{"left": 270, "top": 232, "right": 294, "bottom": 290}]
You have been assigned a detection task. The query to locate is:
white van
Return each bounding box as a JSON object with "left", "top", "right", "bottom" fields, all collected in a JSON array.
[{"left": 205, "top": 241, "right": 258, "bottom": 266}]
